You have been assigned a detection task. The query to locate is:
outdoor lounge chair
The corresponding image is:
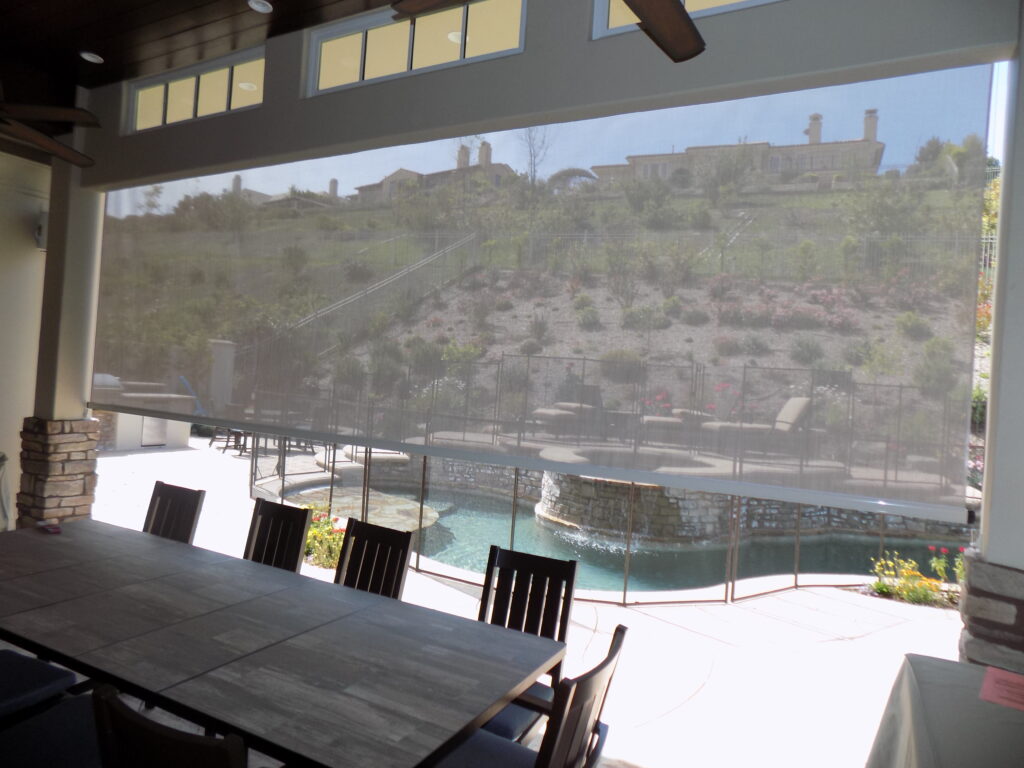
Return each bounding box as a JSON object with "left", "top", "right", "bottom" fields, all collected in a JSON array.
[{"left": 700, "top": 396, "right": 811, "bottom": 456}]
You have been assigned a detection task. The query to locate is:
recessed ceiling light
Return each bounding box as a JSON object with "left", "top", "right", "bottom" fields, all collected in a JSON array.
[
  {"left": 79, "top": 51, "right": 104, "bottom": 64},
  {"left": 237, "top": 82, "right": 258, "bottom": 91},
  {"left": 247, "top": 0, "right": 273, "bottom": 13}
]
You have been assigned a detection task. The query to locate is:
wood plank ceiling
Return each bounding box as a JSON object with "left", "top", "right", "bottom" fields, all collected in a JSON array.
[{"left": 0, "top": 0, "right": 391, "bottom": 107}]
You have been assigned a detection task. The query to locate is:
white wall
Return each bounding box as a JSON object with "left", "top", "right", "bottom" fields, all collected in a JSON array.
[
  {"left": 80, "top": 0, "right": 1018, "bottom": 188},
  {"left": 0, "top": 154, "right": 49, "bottom": 527}
]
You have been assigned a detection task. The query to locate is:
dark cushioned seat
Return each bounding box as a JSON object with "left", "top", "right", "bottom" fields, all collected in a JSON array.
[
  {"left": 482, "top": 681, "right": 554, "bottom": 740},
  {"left": 436, "top": 729, "right": 536, "bottom": 768},
  {"left": 0, "top": 650, "right": 76, "bottom": 718},
  {"left": 2, "top": 696, "right": 101, "bottom": 767}
]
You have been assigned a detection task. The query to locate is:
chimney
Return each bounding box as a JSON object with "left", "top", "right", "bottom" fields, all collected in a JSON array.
[
  {"left": 863, "top": 109, "right": 878, "bottom": 142},
  {"left": 329, "top": 178, "right": 338, "bottom": 199},
  {"left": 804, "top": 114, "right": 822, "bottom": 145},
  {"left": 232, "top": 174, "right": 242, "bottom": 195},
  {"left": 478, "top": 141, "right": 492, "bottom": 168},
  {"left": 457, "top": 144, "right": 470, "bottom": 169}
]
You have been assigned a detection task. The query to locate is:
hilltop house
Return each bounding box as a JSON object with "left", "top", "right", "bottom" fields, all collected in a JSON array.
[
  {"left": 592, "top": 110, "right": 884, "bottom": 187},
  {"left": 354, "top": 141, "right": 516, "bottom": 205}
]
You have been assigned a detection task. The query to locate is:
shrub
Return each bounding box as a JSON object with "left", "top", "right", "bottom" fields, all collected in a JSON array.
[
  {"left": 406, "top": 337, "right": 445, "bottom": 379},
  {"left": 972, "top": 382, "right": 987, "bottom": 432},
  {"left": 742, "top": 335, "right": 771, "bottom": 356},
  {"left": 306, "top": 508, "right": 346, "bottom": 569},
  {"left": 913, "top": 337, "right": 957, "bottom": 398},
  {"left": 791, "top": 336, "right": 825, "bottom": 365},
  {"left": 529, "top": 313, "right": 548, "bottom": 342},
  {"left": 577, "top": 306, "right": 602, "bottom": 330},
  {"left": 897, "top": 311, "right": 933, "bottom": 341},
  {"left": 519, "top": 339, "right": 543, "bottom": 355},
  {"left": 682, "top": 308, "right": 711, "bottom": 326},
  {"left": 714, "top": 335, "right": 743, "bottom": 356},
  {"left": 870, "top": 551, "right": 942, "bottom": 605},
  {"left": 662, "top": 296, "right": 683, "bottom": 318},
  {"left": 495, "top": 298, "right": 514, "bottom": 311},
  {"left": 600, "top": 349, "right": 646, "bottom": 383},
  {"left": 573, "top": 294, "right": 594, "bottom": 310},
  {"left": 707, "top": 274, "right": 733, "bottom": 300},
  {"left": 344, "top": 259, "right": 374, "bottom": 283},
  {"left": 844, "top": 339, "right": 871, "bottom": 367}
]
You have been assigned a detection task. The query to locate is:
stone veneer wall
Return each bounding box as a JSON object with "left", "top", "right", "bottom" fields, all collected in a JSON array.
[
  {"left": 368, "top": 456, "right": 544, "bottom": 501},
  {"left": 538, "top": 471, "right": 972, "bottom": 545},
  {"left": 17, "top": 417, "right": 99, "bottom": 526},
  {"left": 960, "top": 552, "right": 1024, "bottom": 674}
]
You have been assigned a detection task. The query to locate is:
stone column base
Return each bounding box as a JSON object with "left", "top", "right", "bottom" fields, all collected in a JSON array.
[
  {"left": 17, "top": 417, "right": 99, "bottom": 527},
  {"left": 960, "top": 549, "right": 1024, "bottom": 673}
]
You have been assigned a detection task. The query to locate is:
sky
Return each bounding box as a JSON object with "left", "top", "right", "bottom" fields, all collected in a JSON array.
[{"left": 109, "top": 62, "right": 1001, "bottom": 217}]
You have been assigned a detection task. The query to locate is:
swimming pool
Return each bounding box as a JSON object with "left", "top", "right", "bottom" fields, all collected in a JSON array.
[{"left": 408, "top": 488, "right": 957, "bottom": 593}]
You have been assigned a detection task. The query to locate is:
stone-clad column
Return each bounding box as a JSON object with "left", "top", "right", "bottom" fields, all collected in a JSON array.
[
  {"left": 17, "top": 417, "right": 99, "bottom": 526},
  {"left": 17, "top": 141, "right": 105, "bottom": 527},
  {"left": 960, "top": 552, "right": 1024, "bottom": 672}
]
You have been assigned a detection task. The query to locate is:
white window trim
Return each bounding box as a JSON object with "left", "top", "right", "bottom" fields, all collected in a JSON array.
[
  {"left": 592, "top": 0, "right": 787, "bottom": 41},
  {"left": 124, "top": 47, "right": 266, "bottom": 135},
  {"left": 306, "top": 1, "right": 526, "bottom": 98}
]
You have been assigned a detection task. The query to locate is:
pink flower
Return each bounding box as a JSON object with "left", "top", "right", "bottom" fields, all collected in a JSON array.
[
  {"left": 940, "top": 547, "right": 949, "bottom": 555},
  {"left": 928, "top": 545, "right": 936, "bottom": 552},
  {"left": 959, "top": 547, "right": 966, "bottom": 553},
  {"left": 705, "top": 403, "right": 716, "bottom": 412}
]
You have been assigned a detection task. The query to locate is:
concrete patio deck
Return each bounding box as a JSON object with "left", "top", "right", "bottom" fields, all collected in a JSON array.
[{"left": 90, "top": 438, "right": 962, "bottom": 768}]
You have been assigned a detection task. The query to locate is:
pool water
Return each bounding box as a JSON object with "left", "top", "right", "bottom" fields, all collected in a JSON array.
[{"left": 401, "top": 489, "right": 962, "bottom": 593}]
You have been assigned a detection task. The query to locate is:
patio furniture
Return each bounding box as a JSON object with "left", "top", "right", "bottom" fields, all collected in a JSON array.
[
  {"left": 1, "top": 695, "right": 101, "bottom": 767},
  {"left": 479, "top": 545, "right": 577, "bottom": 742},
  {"left": 333, "top": 516, "right": 413, "bottom": 599},
  {"left": 436, "top": 624, "right": 628, "bottom": 768},
  {"left": 0, "top": 519, "right": 564, "bottom": 768},
  {"left": 93, "top": 684, "right": 247, "bottom": 768},
  {"left": 144, "top": 481, "right": 206, "bottom": 545},
  {"left": 700, "top": 396, "right": 812, "bottom": 455},
  {"left": 0, "top": 648, "right": 76, "bottom": 722},
  {"left": 867, "top": 654, "right": 1024, "bottom": 768},
  {"left": 242, "top": 498, "right": 311, "bottom": 572}
]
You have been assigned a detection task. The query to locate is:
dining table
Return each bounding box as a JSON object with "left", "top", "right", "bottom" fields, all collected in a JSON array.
[{"left": 0, "top": 518, "right": 565, "bottom": 768}]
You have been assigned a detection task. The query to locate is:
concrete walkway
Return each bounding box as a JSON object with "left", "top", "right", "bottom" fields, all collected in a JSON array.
[{"left": 92, "top": 438, "right": 962, "bottom": 768}]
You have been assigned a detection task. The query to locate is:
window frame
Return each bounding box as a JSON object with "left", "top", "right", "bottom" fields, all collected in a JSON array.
[
  {"left": 124, "top": 48, "right": 267, "bottom": 134},
  {"left": 592, "top": 0, "right": 788, "bottom": 41},
  {"left": 307, "top": 0, "right": 526, "bottom": 98}
]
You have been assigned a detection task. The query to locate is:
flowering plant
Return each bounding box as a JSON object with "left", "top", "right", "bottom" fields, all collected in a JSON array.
[
  {"left": 927, "top": 545, "right": 966, "bottom": 585},
  {"left": 643, "top": 389, "right": 673, "bottom": 415},
  {"left": 305, "top": 506, "right": 346, "bottom": 569},
  {"left": 870, "top": 551, "right": 943, "bottom": 605}
]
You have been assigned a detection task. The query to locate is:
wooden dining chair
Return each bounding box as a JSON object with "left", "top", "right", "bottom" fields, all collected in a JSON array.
[
  {"left": 143, "top": 481, "right": 206, "bottom": 544},
  {"left": 334, "top": 517, "right": 413, "bottom": 599},
  {"left": 93, "top": 684, "right": 247, "bottom": 768},
  {"left": 435, "top": 625, "right": 628, "bottom": 768},
  {"left": 242, "top": 498, "right": 311, "bottom": 572},
  {"left": 477, "top": 545, "right": 577, "bottom": 742}
]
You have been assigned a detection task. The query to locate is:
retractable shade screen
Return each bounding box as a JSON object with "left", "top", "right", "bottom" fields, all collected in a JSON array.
[{"left": 92, "top": 64, "right": 993, "bottom": 520}]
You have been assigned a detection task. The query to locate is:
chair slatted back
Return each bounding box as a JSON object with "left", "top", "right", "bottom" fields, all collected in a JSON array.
[
  {"left": 143, "top": 481, "right": 206, "bottom": 544},
  {"left": 334, "top": 517, "right": 413, "bottom": 599},
  {"left": 93, "top": 684, "right": 246, "bottom": 768},
  {"left": 536, "top": 625, "right": 627, "bottom": 768},
  {"left": 243, "top": 498, "right": 310, "bottom": 572},
  {"left": 479, "top": 545, "right": 576, "bottom": 679}
]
